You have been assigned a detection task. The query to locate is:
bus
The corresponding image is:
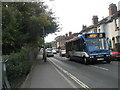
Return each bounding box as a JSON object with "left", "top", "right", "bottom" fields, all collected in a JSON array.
[{"left": 65, "top": 32, "right": 111, "bottom": 64}]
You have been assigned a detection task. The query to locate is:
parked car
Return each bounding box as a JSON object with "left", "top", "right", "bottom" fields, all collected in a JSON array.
[
  {"left": 52, "top": 49, "right": 57, "bottom": 54},
  {"left": 55, "top": 49, "right": 59, "bottom": 53},
  {"left": 46, "top": 48, "right": 54, "bottom": 57},
  {"left": 59, "top": 50, "right": 66, "bottom": 57},
  {"left": 110, "top": 49, "right": 120, "bottom": 60}
]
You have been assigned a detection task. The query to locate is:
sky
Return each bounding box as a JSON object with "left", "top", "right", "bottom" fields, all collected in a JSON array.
[{"left": 44, "top": 0, "right": 120, "bottom": 43}]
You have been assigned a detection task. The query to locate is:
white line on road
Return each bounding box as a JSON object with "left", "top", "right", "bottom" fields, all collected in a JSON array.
[
  {"left": 48, "top": 58, "right": 91, "bottom": 90},
  {"left": 50, "top": 61, "right": 78, "bottom": 89},
  {"left": 90, "top": 65, "right": 109, "bottom": 71}
]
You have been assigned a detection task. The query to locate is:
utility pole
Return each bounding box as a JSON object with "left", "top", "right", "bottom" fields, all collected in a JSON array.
[
  {"left": 0, "top": 57, "right": 2, "bottom": 90},
  {"left": 40, "top": 0, "right": 47, "bottom": 62},
  {"left": 0, "top": 1, "right": 2, "bottom": 89},
  {"left": 42, "top": 27, "right": 47, "bottom": 62}
]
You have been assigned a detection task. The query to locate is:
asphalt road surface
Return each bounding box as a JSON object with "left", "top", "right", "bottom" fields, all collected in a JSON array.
[{"left": 47, "top": 54, "right": 119, "bottom": 89}]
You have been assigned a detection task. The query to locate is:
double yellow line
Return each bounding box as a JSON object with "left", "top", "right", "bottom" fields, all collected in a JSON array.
[{"left": 49, "top": 58, "right": 91, "bottom": 90}]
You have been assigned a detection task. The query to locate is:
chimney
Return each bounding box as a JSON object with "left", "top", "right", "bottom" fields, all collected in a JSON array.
[
  {"left": 92, "top": 15, "right": 98, "bottom": 25},
  {"left": 82, "top": 25, "right": 87, "bottom": 30},
  {"left": 69, "top": 32, "right": 72, "bottom": 36},
  {"left": 65, "top": 33, "right": 68, "bottom": 37},
  {"left": 108, "top": 3, "right": 117, "bottom": 16}
]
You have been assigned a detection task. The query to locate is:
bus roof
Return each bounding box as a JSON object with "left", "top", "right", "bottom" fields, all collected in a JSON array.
[
  {"left": 83, "top": 32, "right": 105, "bottom": 35},
  {"left": 66, "top": 32, "right": 106, "bottom": 43}
]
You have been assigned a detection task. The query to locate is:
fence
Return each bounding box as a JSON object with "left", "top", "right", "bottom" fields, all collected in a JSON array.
[{"left": 2, "top": 58, "right": 11, "bottom": 90}]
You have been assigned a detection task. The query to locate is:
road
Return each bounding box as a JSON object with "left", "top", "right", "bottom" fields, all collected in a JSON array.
[{"left": 47, "top": 54, "right": 119, "bottom": 89}]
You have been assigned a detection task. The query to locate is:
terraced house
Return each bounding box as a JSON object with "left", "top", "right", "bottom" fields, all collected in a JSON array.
[{"left": 80, "top": 2, "right": 120, "bottom": 50}]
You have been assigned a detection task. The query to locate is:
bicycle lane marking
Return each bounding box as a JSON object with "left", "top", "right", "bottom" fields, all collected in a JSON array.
[{"left": 48, "top": 58, "right": 91, "bottom": 90}]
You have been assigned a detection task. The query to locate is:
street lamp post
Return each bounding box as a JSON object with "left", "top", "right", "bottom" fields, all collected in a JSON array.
[
  {"left": 0, "top": 57, "right": 2, "bottom": 89},
  {"left": 39, "top": 0, "right": 46, "bottom": 62},
  {"left": 42, "top": 27, "right": 47, "bottom": 62},
  {"left": 0, "top": 2, "right": 2, "bottom": 88}
]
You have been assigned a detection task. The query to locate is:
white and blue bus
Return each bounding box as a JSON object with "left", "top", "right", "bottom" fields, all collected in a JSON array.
[{"left": 65, "top": 32, "right": 111, "bottom": 64}]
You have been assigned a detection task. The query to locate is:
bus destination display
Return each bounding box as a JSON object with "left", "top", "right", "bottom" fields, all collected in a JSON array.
[{"left": 85, "top": 33, "right": 105, "bottom": 38}]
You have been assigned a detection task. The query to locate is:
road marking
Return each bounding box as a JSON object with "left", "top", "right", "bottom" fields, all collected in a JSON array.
[
  {"left": 90, "top": 65, "right": 109, "bottom": 71},
  {"left": 49, "top": 61, "right": 78, "bottom": 88},
  {"left": 48, "top": 58, "right": 91, "bottom": 90}
]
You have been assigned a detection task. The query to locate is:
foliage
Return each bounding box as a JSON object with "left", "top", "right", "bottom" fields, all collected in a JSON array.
[
  {"left": 2, "top": 2, "right": 59, "bottom": 55},
  {"left": 2, "top": 2, "right": 59, "bottom": 88},
  {"left": 6, "top": 47, "right": 38, "bottom": 87},
  {"left": 45, "top": 42, "right": 52, "bottom": 48}
]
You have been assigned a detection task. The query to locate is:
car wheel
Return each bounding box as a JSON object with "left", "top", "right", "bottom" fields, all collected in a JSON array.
[{"left": 69, "top": 57, "right": 72, "bottom": 61}]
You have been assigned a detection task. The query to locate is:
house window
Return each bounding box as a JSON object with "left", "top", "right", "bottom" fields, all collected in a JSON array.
[
  {"left": 115, "top": 19, "right": 119, "bottom": 31},
  {"left": 98, "top": 29, "right": 100, "bottom": 32},
  {"left": 94, "top": 29, "right": 97, "bottom": 33},
  {"left": 116, "top": 36, "right": 120, "bottom": 43}
]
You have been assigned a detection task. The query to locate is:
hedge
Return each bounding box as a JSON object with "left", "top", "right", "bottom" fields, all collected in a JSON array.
[{"left": 6, "top": 47, "right": 38, "bottom": 88}]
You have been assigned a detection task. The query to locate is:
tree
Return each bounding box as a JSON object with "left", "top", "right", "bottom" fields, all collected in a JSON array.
[
  {"left": 2, "top": 2, "right": 59, "bottom": 55},
  {"left": 45, "top": 42, "right": 52, "bottom": 48},
  {"left": 2, "top": 5, "right": 23, "bottom": 54}
]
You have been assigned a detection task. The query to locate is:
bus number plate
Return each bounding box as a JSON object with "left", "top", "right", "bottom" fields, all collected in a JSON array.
[{"left": 97, "top": 58, "right": 104, "bottom": 61}]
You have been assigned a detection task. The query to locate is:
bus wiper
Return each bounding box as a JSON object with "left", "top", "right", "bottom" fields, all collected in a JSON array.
[
  {"left": 90, "top": 50, "right": 99, "bottom": 53},
  {"left": 91, "top": 49, "right": 108, "bottom": 53},
  {"left": 99, "top": 49, "right": 108, "bottom": 51}
]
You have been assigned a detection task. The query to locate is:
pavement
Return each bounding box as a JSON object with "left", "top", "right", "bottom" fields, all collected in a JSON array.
[{"left": 21, "top": 52, "right": 73, "bottom": 88}]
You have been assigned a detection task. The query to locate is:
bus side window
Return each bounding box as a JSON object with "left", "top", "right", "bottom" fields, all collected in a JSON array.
[
  {"left": 79, "top": 39, "right": 84, "bottom": 51},
  {"left": 76, "top": 40, "right": 80, "bottom": 51},
  {"left": 72, "top": 41, "right": 76, "bottom": 50},
  {"left": 67, "top": 42, "right": 72, "bottom": 51}
]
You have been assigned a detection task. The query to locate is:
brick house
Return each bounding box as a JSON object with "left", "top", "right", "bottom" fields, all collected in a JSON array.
[{"left": 52, "top": 32, "right": 79, "bottom": 49}]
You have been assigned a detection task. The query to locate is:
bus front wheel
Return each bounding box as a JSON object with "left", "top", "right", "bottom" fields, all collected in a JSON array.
[{"left": 106, "top": 59, "right": 111, "bottom": 63}]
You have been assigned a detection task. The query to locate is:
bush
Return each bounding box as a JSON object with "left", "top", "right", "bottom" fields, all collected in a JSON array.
[{"left": 6, "top": 47, "right": 38, "bottom": 87}]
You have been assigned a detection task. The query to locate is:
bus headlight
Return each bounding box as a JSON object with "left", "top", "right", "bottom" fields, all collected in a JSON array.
[
  {"left": 90, "top": 56, "right": 94, "bottom": 58},
  {"left": 106, "top": 54, "right": 111, "bottom": 57},
  {"left": 84, "top": 52, "right": 89, "bottom": 57}
]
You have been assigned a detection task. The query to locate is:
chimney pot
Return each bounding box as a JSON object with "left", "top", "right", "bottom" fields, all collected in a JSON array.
[
  {"left": 82, "top": 25, "right": 87, "bottom": 29},
  {"left": 108, "top": 3, "right": 117, "bottom": 16},
  {"left": 69, "top": 32, "right": 72, "bottom": 36},
  {"left": 92, "top": 15, "right": 98, "bottom": 25},
  {"left": 65, "top": 33, "right": 68, "bottom": 37}
]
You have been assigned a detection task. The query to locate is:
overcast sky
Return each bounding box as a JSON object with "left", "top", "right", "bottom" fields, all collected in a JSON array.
[{"left": 44, "top": 0, "right": 120, "bottom": 43}]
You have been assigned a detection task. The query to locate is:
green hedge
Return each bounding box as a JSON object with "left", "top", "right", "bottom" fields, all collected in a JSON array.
[{"left": 6, "top": 47, "right": 38, "bottom": 88}]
